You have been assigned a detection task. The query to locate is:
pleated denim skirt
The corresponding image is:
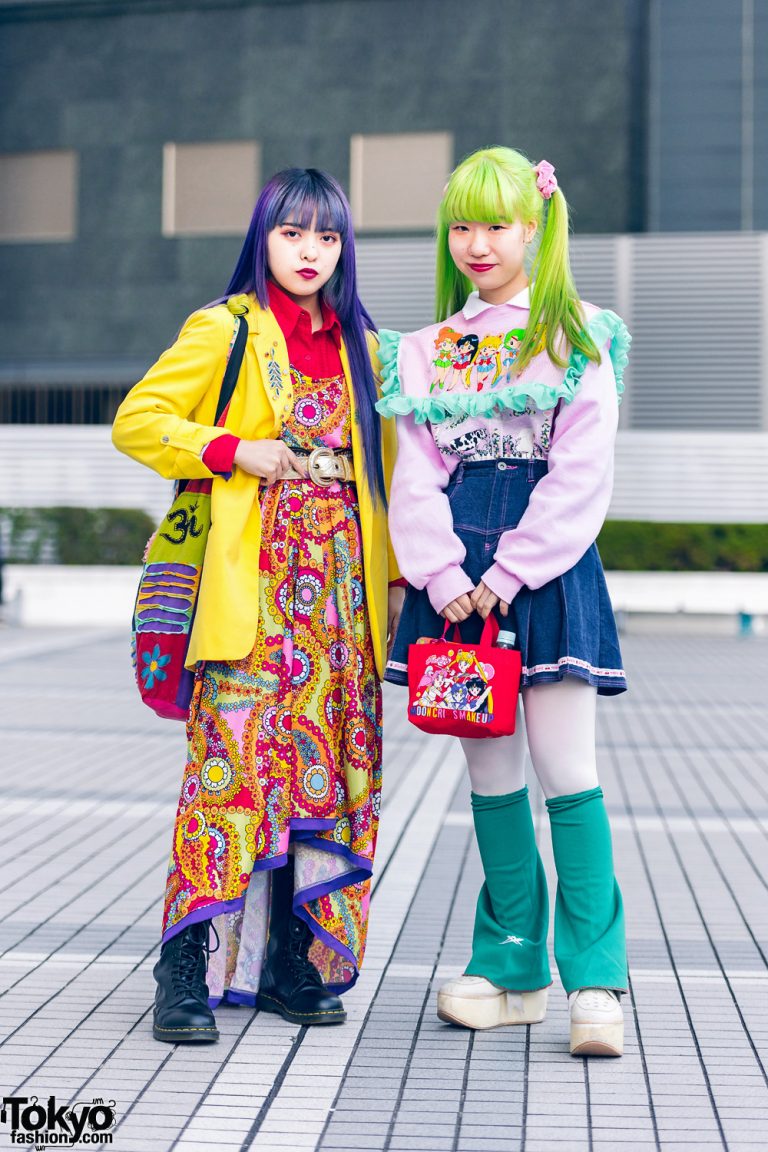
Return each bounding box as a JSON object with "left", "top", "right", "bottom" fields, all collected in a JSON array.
[{"left": 386, "top": 458, "right": 627, "bottom": 696}]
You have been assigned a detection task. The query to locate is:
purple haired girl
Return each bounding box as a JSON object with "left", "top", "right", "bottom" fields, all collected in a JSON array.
[{"left": 113, "top": 168, "right": 403, "bottom": 1043}]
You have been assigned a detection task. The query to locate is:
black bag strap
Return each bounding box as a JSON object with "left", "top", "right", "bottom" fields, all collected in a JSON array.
[
  {"left": 174, "top": 313, "right": 248, "bottom": 499},
  {"left": 214, "top": 313, "right": 249, "bottom": 426}
]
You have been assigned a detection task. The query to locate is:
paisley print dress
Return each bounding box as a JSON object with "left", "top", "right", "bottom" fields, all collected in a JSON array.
[{"left": 162, "top": 360, "right": 382, "bottom": 1004}]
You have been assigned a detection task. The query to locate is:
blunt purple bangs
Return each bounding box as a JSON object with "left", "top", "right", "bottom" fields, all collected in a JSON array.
[
  {"left": 222, "top": 168, "right": 386, "bottom": 503},
  {"left": 226, "top": 169, "right": 351, "bottom": 310}
]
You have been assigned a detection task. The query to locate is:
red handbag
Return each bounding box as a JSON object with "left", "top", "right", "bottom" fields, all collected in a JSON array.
[{"left": 407, "top": 615, "right": 522, "bottom": 739}]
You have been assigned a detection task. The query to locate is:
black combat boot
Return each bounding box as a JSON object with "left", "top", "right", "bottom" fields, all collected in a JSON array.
[
  {"left": 152, "top": 920, "right": 219, "bottom": 1043},
  {"left": 259, "top": 858, "right": 347, "bottom": 1026}
]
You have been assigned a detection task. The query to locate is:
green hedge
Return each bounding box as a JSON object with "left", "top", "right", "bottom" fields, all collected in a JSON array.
[
  {"left": 1, "top": 510, "right": 765, "bottom": 570},
  {"left": 0, "top": 507, "right": 155, "bottom": 565},
  {"left": 596, "top": 522, "right": 768, "bottom": 572}
]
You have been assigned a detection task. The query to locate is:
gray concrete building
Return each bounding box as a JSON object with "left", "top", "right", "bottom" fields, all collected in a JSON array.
[
  {"left": 649, "top": 0, "right": 767, "bottom": 232},
  {"left": 0, "top": 0, "right": 766, "bottom": 526},
  {"left": 0, "top": 0, "right": 645, "bottom": 372}
]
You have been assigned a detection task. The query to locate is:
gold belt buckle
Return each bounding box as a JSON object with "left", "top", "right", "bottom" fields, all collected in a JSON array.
[{"left": 307, "top": 446, "right": 338, "bottom": 487}]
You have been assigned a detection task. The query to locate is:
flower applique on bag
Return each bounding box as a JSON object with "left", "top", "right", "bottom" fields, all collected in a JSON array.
[
  {"left": 131, "top": 313, "right": 248, "bottom": 720},
  {"left": 407, "top": 615, "right": 521, "bottom": 739}
]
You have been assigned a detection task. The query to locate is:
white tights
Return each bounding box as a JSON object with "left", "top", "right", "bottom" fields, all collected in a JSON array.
[{"left": 461, "top": 678, "right": 600, "bottom": 800}]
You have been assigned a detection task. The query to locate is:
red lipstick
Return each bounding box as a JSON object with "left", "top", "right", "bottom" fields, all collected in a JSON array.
[
  {"left": 297, "top": 269, "right": 318, "bottom": 280},
  {"left": 469, "top": 263, "right": 496, "bottom": 273}
]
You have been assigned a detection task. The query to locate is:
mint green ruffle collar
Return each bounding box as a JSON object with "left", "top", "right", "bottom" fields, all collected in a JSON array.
[{"left": 375, "top": 310, "right": 630, "bottom": 424}]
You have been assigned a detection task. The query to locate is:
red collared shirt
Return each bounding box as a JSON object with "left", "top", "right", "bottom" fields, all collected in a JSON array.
[
  {"left": 202, "top": 282, "right": 343, "bottom": 473},
  {"left": 202, "top": 287, "right": 407, "bottom": 589},
  {"left": 267, "top": 279, "right": 343, "bottom": 376}
]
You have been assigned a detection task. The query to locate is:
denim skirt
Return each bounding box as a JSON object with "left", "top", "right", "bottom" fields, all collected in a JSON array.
[{"left": 386, "top": 458, "right": 627, "bottom": 696}]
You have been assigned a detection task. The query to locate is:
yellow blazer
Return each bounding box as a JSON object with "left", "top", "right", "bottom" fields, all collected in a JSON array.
[{"left": 112, "top": 294, "right": 400, "bottom": 677}]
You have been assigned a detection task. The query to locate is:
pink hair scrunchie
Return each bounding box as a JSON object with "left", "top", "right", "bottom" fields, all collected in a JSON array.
[{"left": 533, "top": 160, "right": 557, "bottom": 200}]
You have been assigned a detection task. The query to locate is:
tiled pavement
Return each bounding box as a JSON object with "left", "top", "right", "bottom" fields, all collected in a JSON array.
[{"left": 0, "top": 627, "right": 767, "bottom": 1152}]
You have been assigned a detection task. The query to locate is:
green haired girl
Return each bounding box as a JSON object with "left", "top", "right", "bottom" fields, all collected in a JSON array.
[
  {"left": 435, "top": 150, "right": 599, "bottom": 374},
  {"left": 378, "top": 146, "right": 632, "bottom": 1057}
]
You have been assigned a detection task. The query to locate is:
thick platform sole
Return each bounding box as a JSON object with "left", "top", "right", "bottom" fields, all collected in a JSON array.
[
  {"left": 152, "top": 1023, "right": 219, "bottom": 1044},
  {"left": 437, "top": 987, "right": 548, "bottom": 1030},
  {"left": 570, "top": 1019, "right": 624, "bottom": 1057},
  {"left": 259, "top": 992, "right": 347, "bottom": 1026}
]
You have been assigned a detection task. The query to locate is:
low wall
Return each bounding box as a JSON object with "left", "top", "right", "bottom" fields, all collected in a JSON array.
[
  {"left": 2, "top": 565, "right": 141, "bottom": 628},
  {"left": 2, "top": 565, "right": 767, "bottom": 632}
]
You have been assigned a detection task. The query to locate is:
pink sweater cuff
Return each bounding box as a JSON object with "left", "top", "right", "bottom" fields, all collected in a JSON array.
[
  {"left": 480, "top": 563, "right": 524, "bottom": 606},
  {"left": 426, "top": 566, "right": 474, "bottom": 615}
]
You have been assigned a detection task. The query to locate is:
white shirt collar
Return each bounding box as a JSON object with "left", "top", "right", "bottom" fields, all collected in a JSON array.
[{"left": 462, "top": 286, "right": 530, "bottom": 319}]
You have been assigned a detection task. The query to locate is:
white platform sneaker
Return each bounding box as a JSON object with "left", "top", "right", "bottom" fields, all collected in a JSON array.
[
  {"left": 437, "top": 975, "right": 548, "bottom": 1030},
  {"left": 568, "top": 987, "right": 624, "bottom": 1056}
]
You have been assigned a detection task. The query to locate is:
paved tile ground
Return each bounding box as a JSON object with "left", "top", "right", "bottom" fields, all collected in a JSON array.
[{"left": 0, "top": 627, "right": 767, "bottom": 1152}]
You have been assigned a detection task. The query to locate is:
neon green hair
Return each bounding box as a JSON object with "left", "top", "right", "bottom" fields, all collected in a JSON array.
[{"left": 436, "top": 146, "right": 599, "bottom": 373}]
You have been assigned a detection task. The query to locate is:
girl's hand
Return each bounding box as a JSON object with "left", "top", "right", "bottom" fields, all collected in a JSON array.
[
  {"left": 387, "top": 586, "right": 406, "bottom": 656},
  {"left": 441, "top": 593, "right": 474, "bottom": 624},
  {"left": 470, "top": 581, "right": 510, "bottom": 620},
  {"left": 233, "top": 440, "right": 308, "bottom": 484}
]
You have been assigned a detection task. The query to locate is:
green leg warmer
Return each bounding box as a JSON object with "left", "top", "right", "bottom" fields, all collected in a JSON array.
[
  {"left": 546, "top": 786, "right": 628, "bottom": 995},
  {"left": 464, "top": 786, "right": 551, "bottom": 991}
]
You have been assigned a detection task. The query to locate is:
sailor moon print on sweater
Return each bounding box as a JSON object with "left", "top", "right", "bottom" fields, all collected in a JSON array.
[
  {"left": 429, "top": 326, "right": 534, "bottom": 395},
  {"left": 375, "top": 288, "right": 630, "bottom": 467},
  {"left": 430, "top": 328, "right": 459, "bottom": 392}
]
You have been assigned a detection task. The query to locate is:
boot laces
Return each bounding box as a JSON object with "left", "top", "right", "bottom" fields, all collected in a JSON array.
[
  {"left": 173, "top": 922, "right": 219, "bottom": 993},
  {"left": 285, "top": 918, "right": 323, "bottom": 991}
]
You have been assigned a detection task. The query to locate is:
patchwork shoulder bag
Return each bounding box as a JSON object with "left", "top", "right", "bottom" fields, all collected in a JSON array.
[{"left": 131, "top": 314, "right": 248, "bottom": 720}]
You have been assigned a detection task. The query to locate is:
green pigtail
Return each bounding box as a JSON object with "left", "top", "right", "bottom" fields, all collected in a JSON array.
[{"left": 435, "top": 147, "right": 600, "bottom": 375}]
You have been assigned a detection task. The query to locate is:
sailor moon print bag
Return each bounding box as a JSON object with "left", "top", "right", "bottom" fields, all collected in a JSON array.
[
  {"left": 407, "top": 615, "right": 521, "bottom": 739},
  {"left": 131, "top": 314, "right": 247, "bottom": 720}
]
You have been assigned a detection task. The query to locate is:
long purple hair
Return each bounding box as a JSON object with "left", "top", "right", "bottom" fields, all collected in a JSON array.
[{"left": 222, "top": 167, "right": 385, "bottom": 503}]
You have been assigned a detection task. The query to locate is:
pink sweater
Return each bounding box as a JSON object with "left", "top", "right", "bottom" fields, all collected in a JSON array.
[{"left": 376, "top": 293, "right": 630, "bottom": 613}]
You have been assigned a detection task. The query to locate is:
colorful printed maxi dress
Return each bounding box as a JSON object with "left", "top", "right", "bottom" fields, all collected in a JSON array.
[{"left": 161, "top": 301, "right": 382, "bottom": 1005}]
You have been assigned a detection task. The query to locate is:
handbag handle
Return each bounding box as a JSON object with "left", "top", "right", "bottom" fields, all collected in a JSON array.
[{"left": 441, "top": 613, "right": 500, "bottom": 651}]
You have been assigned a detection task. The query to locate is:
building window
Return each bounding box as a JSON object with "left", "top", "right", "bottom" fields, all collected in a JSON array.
[
  {"left": 350, "top": 132, "right": 453, "bottom": 230},
  {"left": 0, "top": 151, "right": 77, "bottom": 242},
  {"left": 162, "top": 141, "right": 261, "bottom": 237}
]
